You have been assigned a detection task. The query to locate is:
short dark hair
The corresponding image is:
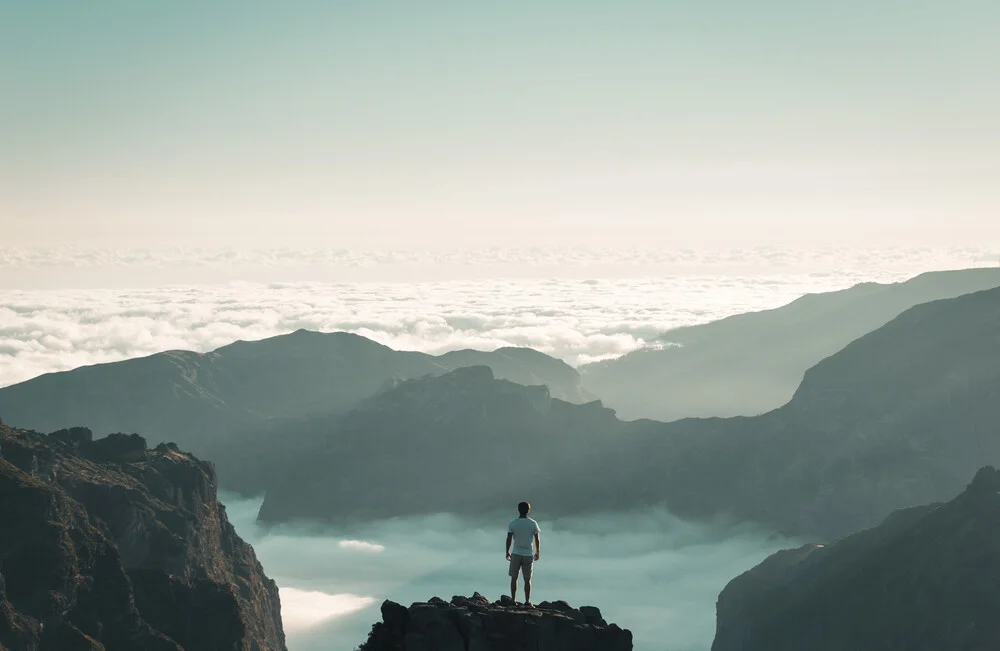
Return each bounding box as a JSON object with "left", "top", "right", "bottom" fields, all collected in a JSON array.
[{"left": 518, "top": 501, "right": 530, "bottom": 516}]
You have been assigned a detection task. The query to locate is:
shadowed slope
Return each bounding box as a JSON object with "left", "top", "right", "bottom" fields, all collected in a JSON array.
[{"left": 712, "top": 467, "right": 1000, "bottom": 651}]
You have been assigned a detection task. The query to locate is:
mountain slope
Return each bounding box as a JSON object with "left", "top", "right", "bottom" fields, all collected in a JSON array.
[
  {"left": 255, "top": 365, "right": 618, "bottom": 522},
  {"left": 581, "top": 267, "right": 1000, "bottom": 421},
  {"left": 712, "top": 467, "right": 1000, "bottom": 651},
  {"left": 257, "top": 288, "right": 1000, "bottom": 541},
  {"left": 0, "top": 424, "right": 286, "bottom": 650},
  {"left": 0, "top": 330, "right": 592, "bottom": 464}
]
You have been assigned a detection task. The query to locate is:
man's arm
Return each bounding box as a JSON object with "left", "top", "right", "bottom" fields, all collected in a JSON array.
[
  {"left": 506, "top": 532, "right": 513, "bottom": 560},
  {"left": 533, "top": 532, "right": 541, "bottom": 561}
]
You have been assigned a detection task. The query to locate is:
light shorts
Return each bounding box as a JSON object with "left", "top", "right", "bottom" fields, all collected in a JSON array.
[{"left": 509, "top": 553, "right": 534, "bottom": 581}]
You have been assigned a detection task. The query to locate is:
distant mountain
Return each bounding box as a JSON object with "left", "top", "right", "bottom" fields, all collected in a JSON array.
[
  {"left": 257, "top": 288, "right": 1000, "bottom": 541},
  {"left": 581, "top": 268, "right": 1000, "bottom": 421},
  {"left": 254, "top": 365, "right": 619, "bottom": 521},
  {"left": 712, "top": 467, "right": 1000, "bottom": 651},
  {"left": 0, "top": 424, "right": 285, "bottom": 651},
  {"left": 0, "top": 330, "right": 593, "bottom": 465}
]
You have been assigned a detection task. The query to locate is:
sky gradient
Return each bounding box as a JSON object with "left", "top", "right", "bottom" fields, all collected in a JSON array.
[{"left": 3, "top": 1, "right": 999, "bottom": 249}]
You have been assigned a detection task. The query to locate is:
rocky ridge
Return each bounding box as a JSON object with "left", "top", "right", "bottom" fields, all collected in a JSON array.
[
  {"left": 0, "top": 424, "right": 285, "bottom": 651},
  {"left": 712, "top": 466, "right": 1000, "bottom": 651},
  {"left": 0, "top": 331, "right": 594, "bottom": 486},
  {"left": 582, "top": 267, "right": 1000, "bottom": 421},
  {"left": 358, "top": 593, "right": 631, "bottom": 651}
]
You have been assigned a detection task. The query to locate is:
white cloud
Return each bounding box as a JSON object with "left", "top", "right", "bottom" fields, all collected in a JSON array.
[
  {"left": 0, "top": 266, "right": 930, "bottom": 386},
  {"left": 278, "top": 589, "right": 376, "bottom": 633},
  {"left": 338, "top": 540, "right": 386, "bottom": 553}
]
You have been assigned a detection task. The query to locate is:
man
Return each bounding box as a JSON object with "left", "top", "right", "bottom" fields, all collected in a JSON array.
[{"left": 505, "top": 501, "right": 541, "bottom": 607}]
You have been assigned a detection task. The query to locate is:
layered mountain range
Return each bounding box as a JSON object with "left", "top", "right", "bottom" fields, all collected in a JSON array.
[
  {"left": 0, "top": 330, "right": 592, "bottom": 467},
  {"left": 0, "top": 424, "right": 285, "bottom": 650},
  {"left": 581, "top": 267, "right": 1000, "bottom": 420},
  {"left": 2, "top": 271, "right": 998, "bottom": 542},
  {"left": 712, "top": 466, "right": 1000, "bottom": 651},
  {"left": 256, "top": 286, "right": 1000, "bottom": 540}
]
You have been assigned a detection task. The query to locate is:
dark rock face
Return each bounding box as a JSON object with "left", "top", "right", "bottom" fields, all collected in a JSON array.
[
  {"left": 0, "top": 424, "right": 286, "bottom": 651},
  {"left": 359, "top": 594, "right": 632, "bottom": 651},
  {"left": 712, "top": 467, "right": 1000, "bottom": 651},
  {"left": 582, "top": 267, "right": 1000, "bottom": 421}
]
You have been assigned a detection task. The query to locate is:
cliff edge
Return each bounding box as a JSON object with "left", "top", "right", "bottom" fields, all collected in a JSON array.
[
  {"left": 0, "top": 424, "right": 286, "bottom": 651},
  {"left": 358, "top": 593, "right": 632, "bottom": 651}
]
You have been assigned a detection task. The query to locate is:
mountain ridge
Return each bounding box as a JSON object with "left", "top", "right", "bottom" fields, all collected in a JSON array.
[
  {"left": 712, "top": 466, "right": 1000, "bottom": 651},
  {"left": 256, "top": 287, "right": 1000, "bottom": 541},
  {"left": 581, "top": 267, "right": 1000, "bottom": 421}
]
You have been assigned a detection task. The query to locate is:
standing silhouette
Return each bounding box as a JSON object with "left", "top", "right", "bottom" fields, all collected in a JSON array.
[{"left": 505, "top": 501, "right": 541, "bottom": 606}]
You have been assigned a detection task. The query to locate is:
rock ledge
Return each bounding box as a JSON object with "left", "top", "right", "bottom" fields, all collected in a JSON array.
[{"left": 359, "top": 593, "right": 632, "bottom": 651}]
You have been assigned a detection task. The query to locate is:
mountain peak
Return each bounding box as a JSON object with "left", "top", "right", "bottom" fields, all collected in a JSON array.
[{"left": 967, "top": 465, "right": 1000, "bottom": 495}]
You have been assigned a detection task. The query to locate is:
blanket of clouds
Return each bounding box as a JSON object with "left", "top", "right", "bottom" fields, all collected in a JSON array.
[
  {"left": 3, "top": 244, "right": 995, "bottom": 387},
  {"left": 2, "top": 244, "right": 995, "bottom": 288},
  {"left": 221, "top": 494, "right": 795, "bottom": 651},
  {"left": 0, "top": 269, "right": 926, "bottom": 387}
]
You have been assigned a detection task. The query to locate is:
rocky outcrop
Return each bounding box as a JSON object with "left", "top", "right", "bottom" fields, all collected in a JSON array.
[
  {"left": 358, "top": 594, "right": 631, "bottom": 651},
  {"left": 712, "top": 467, "right": 1000, "bottom": 651},
  {"left": 581, "top": 267, "right": 1000, "bottom": 421},
  {"left": 0, "top": 424, "right": 285, "bottom": 651}
]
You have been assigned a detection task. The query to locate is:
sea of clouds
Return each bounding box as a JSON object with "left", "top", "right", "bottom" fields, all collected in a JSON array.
[
  {"left": 0, "top": 270, "right": 931, "bottom": 387},
  {"left": 221, "top": 493, "right": 796, "bottom": 651},
  {"left": 3, "top": 244, "right": 993, "bottom": 387}
]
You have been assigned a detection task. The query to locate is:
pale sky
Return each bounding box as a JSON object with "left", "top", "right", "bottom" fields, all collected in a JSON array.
[{"left": 2, "top": 1, "right": 999, "bottom": 249}]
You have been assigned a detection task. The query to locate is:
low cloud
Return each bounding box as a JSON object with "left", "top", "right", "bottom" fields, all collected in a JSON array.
[
  {"left": 221, "top": 493, "right": 796, "bottom": 651},
  {"left": 1, "top": 268, "right": 925, "bottom": 386},
  {"left": 338, "top": 540, "right": 386, "bottom": 553}
]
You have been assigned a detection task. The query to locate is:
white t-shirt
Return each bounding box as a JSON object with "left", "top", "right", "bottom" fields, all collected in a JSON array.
[{"left": 508, "top": 517, "right": 541, "bottom": 556}]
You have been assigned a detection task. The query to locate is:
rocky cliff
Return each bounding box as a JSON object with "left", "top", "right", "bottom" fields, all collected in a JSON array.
[
  {"left": 712, "top": 466, "right": 1000, "bottom": 651},
  {"left": 0, "top": 424, "right": 286, "bottom": 651},
  {"left": 358, "top": 594, "right": 631, "bottom": 651}
]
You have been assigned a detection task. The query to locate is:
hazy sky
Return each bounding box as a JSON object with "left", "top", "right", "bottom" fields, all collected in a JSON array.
[{"left": 3, "top": 1, "right": 998, "bottom": 249}]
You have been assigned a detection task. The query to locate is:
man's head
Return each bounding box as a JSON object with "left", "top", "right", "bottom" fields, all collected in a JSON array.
[{"left": 518, "top": 501, "right": 530, "bottom": 517}]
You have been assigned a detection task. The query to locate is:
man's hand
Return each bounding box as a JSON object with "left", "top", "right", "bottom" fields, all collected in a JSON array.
[
  {"left": 534, "top": 552, "right": 540, "bottom": 561},
  {"left": 505, "top": 551, "right": 511, "bottom": 561}
]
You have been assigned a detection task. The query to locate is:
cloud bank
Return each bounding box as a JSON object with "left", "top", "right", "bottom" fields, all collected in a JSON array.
[
  {"left": 0, "top": 269, "right": 920, "bottom": 386},
  {"left": 2, "top": 245, "right": 993, "bottom": 289},
  {"left": 221, "top": 494, "right": 796, "bottom": 651}
]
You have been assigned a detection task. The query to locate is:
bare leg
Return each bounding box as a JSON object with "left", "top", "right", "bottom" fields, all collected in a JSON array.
[
  {"left": 510, "top": 576, "right": 517, "bottom": 602},
  {"left": 524, "top": 573, "right": 532, "bottom": 606}
]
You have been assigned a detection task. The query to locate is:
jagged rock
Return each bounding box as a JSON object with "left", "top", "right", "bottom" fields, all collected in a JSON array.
[
  {"left": 712, "top": 466, "right": 1000, "bottom": 651},
  {"left": 0, "top": 424, "right": 286, "bottom": 651},
  {"left": 358, "top": 595, "right": 632, "bottom": 651}
]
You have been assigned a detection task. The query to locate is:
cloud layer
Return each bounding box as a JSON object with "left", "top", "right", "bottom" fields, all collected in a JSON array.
[
  {"left": 221, "top": 494, "right": 796, "bottom": 651},
  {"left": 0, "top": 268, "right": 923, "bottom": 386}
]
